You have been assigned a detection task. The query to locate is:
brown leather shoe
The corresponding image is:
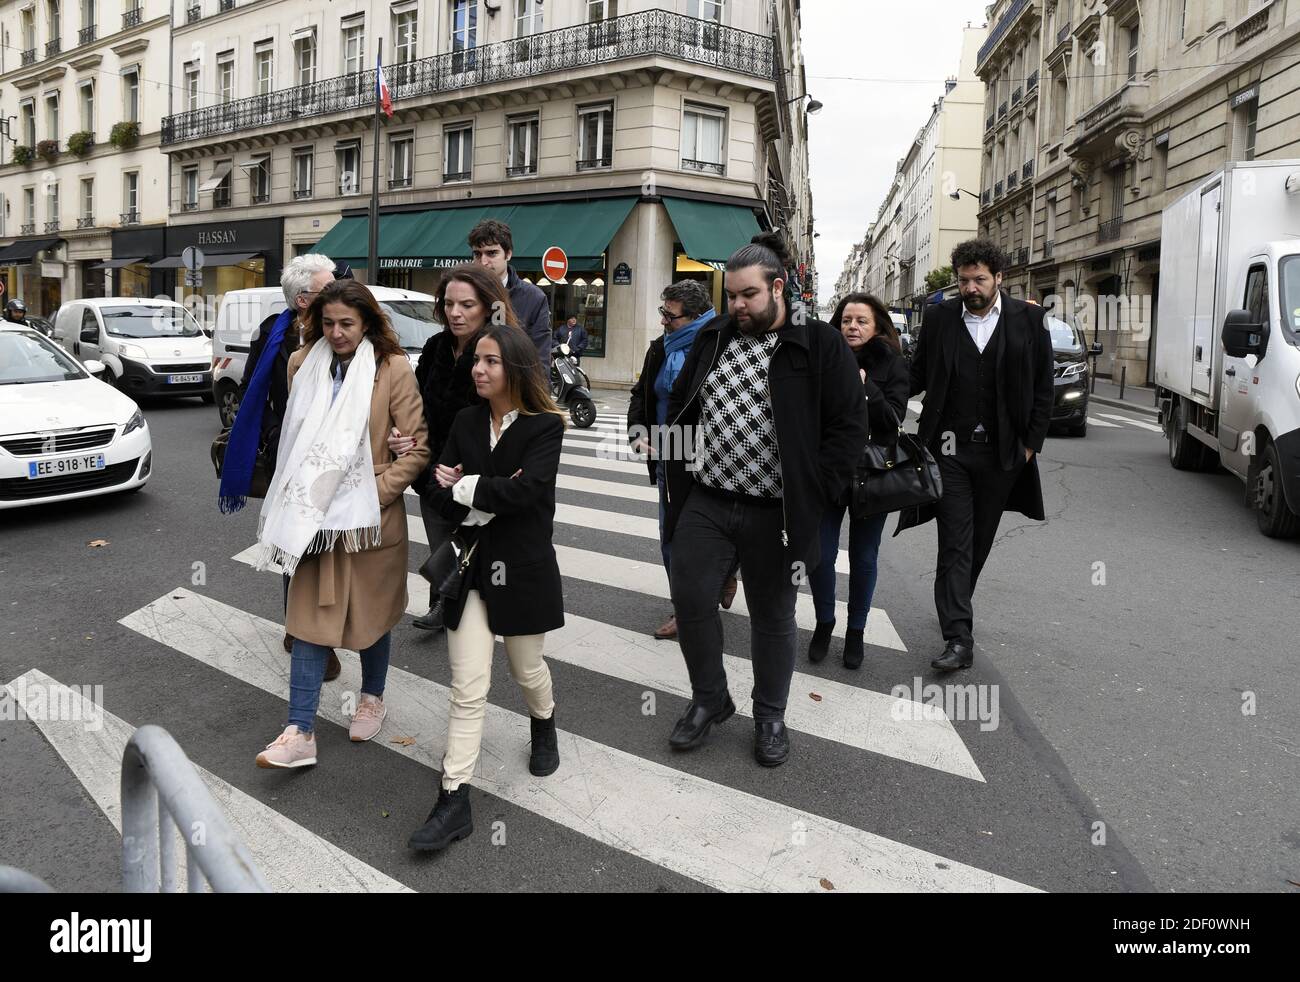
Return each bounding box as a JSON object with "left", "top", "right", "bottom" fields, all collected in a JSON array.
[
  {"left": 323, "top": 649, "right": 342, "bottom": 682},
  {"left": 653, "top": 616, "right": 678, "bottom": 640},
  {"left": 719, "top": 576, "right": 738, "bottom": 610}
]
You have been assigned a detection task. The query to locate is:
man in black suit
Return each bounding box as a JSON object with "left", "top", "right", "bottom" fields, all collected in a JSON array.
[{"left": 900, "top": 238, "right": 1054, "bottom": 671}]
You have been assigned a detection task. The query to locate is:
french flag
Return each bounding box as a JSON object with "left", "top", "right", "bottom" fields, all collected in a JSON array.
[{"left": 377, "top": 55, "right": 393, "bottom": 118}]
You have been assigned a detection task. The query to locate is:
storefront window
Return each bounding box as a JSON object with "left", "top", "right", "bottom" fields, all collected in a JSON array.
[
  {"left": 176, "top": 258, "right": 266, "bottom": 307},
  {"left": 527, "top": 270, "right": 607, "bottom": 358},
  {"left": 118, "top": 262, "right": 151, "bottom": 298}
]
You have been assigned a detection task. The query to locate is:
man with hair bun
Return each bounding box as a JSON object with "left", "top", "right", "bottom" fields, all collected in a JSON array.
[{"left": 660, "top": 232, "right": 866, "bottom": 767}]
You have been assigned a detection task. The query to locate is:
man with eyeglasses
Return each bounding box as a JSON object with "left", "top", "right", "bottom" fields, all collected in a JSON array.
[{"left": 627, "top": 279, "right": 736, "bottom": 640}]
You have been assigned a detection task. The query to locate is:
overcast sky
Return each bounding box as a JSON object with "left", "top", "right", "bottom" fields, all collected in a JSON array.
[{"left": 803, "top": 0, "right": 992, "bottom": 307}]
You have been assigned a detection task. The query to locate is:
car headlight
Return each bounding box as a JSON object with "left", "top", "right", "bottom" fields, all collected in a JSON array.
[
  {"left": 123, "top": 409, "right": 146, "bottom": 435},
  {"left": 1060, "top": 362, "right": 1087, "bottom": 378},
  {"left": 118, "top": 343, "right": 148, "bottom": 360}
]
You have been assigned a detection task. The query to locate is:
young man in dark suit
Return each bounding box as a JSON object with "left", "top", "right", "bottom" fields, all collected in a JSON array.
[{"left": 901, "top": 238, "right": 1055, "bottom": 671}]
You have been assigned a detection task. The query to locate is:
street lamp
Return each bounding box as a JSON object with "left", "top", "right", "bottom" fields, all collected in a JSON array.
[
  {"left": 949, "top": 187, "right": 981, "bottom": 201},
  {"left": 784, "top": 94, "right": 824, "bottom": 115}
]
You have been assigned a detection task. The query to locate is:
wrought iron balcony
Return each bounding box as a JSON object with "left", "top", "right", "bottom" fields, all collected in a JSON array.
[
  {"left": 986, "top": 112, "right": 995, "bottom": 131},
  {"left": 44, "top": 220, "right": 60, "bottom": 232},
  {"left": 995, "top": 180, "right": 1004, "bottom": 198},
  {"left": 45, "top": 39, "right": 61, "bottom": 57},
  {"left": 292, "top": 188, "right": 312, "bottom": 200},
  {"left": 1023, "top": 159, "right": 1034, "bottom": 179},
  {"left": 1017, "top": 247, "right": 1029, "bottom": 266},
  {"left": 444, "top": 171, "right": 471, "bottom": 183},
  {"left": 981, "top": 189, "right": 992, "bottom": 206},
  {"left": 683, "top": 158, "right": 725, "bottom": 175},
  {"left": 21, "top": 47, "right": 36, "bottom": 65},
  {"left": 505, "top": 165, "right": 536, "bottom": 178},
  {"left": 186, "top": 6, "right": 201, "bottom": 24},
  {"left": 1027, "top": 69, "right": 1039, "bottom": 91},
  {"left": 576, "top": 155, "right": 612, "bottom": 171},
  {"left": 1012, "top": 86, "right": 1023, "bottom": 106},
  {"left": 76, "top": 216, "right": 95, "bottom": 228},
  {"left": 120, "top": 211, "right": 139, "bottom": 226},
  {"left": 20, "top": 223, "right": 34, "bottom": 234},
  {"left": 1098, "top": 217, "right": 1122, "bottom": 242},
  {"left": 212, "top": 189, "right": 231, "bottom": 208},
  {"left": 1044, "top": 239, "right": 1054, "bottom": 259},
  {"left": 182, "top": 201, "right": 198, "bottom": 211},
  {"left": 388, "top": 175, "right": 414, "bottom": 189},
  {"left": 1008, "top": 171, "right": 1019, "bottom": 189},
  {"left": 1057, "top": 21, "right": 1071, "bottom": 45},
  {"left": 162, "top": 9, "right": 776, "bottom": 146},
  {"left": 998, "top": 101, "right": 1008, "bottom": 119},
  {"left": 976, "top": 0, "right": 1030, "bottom": 71},
  {"left": 79, "top": 25, "right": 96, "bottom": 45},
  {"left": 250, "top": 192, "right": 270, "bottom": 204},
  {"left": 220, "top": 0, "right": 235, "bottom": 11},
  {"left": 123, "top": 7, "right": 143, "bottom": 29}
]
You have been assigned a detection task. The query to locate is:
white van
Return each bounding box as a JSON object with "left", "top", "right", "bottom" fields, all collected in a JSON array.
[
  {"left": 54, "top": 298, "right": 213, "bottom": 403},
  {"left": 212, "top": 285, "right": 442, "bottom": 426}
]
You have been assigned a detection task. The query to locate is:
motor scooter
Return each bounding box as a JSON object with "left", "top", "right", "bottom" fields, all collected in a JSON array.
[{"left": 550, "top": 343, "right": 596, "bottom": 428}]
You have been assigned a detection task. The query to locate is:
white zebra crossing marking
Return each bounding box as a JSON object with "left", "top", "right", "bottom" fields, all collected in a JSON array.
[
  {"left": 5, "top": 669, "right": 412, "bottom": 893},
  {"left": 120, "top": 590, "right": 1035, "bottom": 892},
  {"left": 1086, "top": 417, "right": 1121, "bottom": 428},
  {"left": 1094, "top": 412, "right": 1162, "bottom": 433},
  {"left": 559, "top": 452, "right": 654, "bottom": 477}
]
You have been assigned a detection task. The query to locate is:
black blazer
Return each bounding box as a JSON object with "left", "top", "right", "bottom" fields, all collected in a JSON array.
[
  {"left": 238, "top": 312, "right": 299, "bottom": 466},
  {"left": 626, "top": 335, "right": 666, "bottom": 485},
  {"left": 428, "top": 404, "right": 565, "bottom": 637},
  {"left": 857, "top": 335, "right": 910, "bottom": 443}
]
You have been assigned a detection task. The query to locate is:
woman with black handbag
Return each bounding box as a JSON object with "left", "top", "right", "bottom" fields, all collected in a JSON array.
[
  {"left": 807, "top": 293, "right": 910, "bottom": 669},
  {"left": 408, "top": 322, "right": 567, "bottom": 852}
]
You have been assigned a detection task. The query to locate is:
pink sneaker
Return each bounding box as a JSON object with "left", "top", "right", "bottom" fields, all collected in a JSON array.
[
  {"left": 349, "top": 694, "right": 387, "bottom": 742},
  {"left": 255, "top": 726, "right": 317, "bottom": 768}
]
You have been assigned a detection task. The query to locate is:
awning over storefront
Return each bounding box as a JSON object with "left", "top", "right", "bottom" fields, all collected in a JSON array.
[
  {"left": 312, "top": 198, "right": 638, "bottom": 274},
  {"left": 90, "top": 256, "right": 147, "bottom": 269},
  {"left": 150, "top": 252, "right": 261, "bottom": 269},
  {"left": 0, "top": 237, "right": 63, "bottom": 267},
  {"left": 662, "top": 196, "right": 763, "bottom": 267}
]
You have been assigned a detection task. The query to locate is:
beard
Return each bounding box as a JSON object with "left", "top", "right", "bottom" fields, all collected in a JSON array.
[
  {"left": 737, "top": 295, "right": 781, "bottom": 336},
  {"left": 963, "top": 289, "right": 995, "bottom": 312}
]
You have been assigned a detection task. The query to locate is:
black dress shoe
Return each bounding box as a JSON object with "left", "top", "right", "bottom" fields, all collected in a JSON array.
[
  {"left": 668, "top": 695, "right": 736, "bottom": 751},
  {"left": 754, "top": 720, "right": 790, "bottom": 767},
  {"left": 413, "top": 597, "right": 445, "bottom": 632},
  {"left": 408, "top": 786, "right": 473, "bottom": 852},
  {"left": 931, "top": 642, "right": 974, "bottom": 672},
  {"left": 529, "top": 713, "right": 560, "bottom": 776}
]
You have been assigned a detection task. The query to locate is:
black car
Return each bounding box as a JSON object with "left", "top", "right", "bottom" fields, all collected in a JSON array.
[
  {"left": 1047, "top": 316, "right": 1102, "bottom": 437},
  {"left": 25, "top": 315, "right": 55, "bottom": 338}
]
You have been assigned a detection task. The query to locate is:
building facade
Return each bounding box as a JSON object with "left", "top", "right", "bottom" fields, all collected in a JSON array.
[
  {"left": 830, "top": 24, "right": 985, "bottom": 325},
  {"left": 0, "top": 0, "right": 170, "bottom": 316},
  {"left": 159, "top": 0, "right": 814, "bottom": 386},
  {"left": 976, "top": 0, "right": 1300, "bottom": 384}
]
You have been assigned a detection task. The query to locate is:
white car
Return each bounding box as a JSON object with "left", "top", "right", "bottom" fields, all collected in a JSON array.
[{"left": 0, "top": 327, "right": 152, "bottom": 509}]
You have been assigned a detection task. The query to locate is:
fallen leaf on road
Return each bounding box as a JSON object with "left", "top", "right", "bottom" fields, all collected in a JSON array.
[
  {"left": 819, "top": 878, "right": 835, "bottom": 891},
  {"left": 381, "top": 810, "right": 390, "bottom": 819},
  {"left": 87, "top": 539, "right": 109, "bottom": 548},
  {"left": 809, "top": 692, "right": 822, "bottom": 702},
  {"left": 390, "top": 736, "right": 416, "bottom": 746}
]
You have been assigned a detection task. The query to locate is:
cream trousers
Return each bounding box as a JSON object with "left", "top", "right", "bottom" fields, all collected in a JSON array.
[{"left": 442, "top": 589, "right": 554, "bottom": 791}]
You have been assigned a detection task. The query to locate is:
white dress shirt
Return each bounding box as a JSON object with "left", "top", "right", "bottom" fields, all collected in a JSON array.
[
  {"left": 451, "top": 410, "right": 520, "bottom": 526},
  {"left": 962, "top": 294, "right": 1003, "bottom": 353}
]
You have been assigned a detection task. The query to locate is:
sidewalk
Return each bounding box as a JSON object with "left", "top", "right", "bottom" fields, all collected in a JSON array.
[
  {"left": 1089, "top": 377, "right": 1159, "bottom": 418},
  {"left": 590, "top": 387, "right": 631, "bottom": 416}
]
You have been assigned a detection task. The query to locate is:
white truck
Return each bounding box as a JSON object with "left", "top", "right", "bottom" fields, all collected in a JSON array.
[{"left": 1154, "top": 159, "right": 1300, "bottom": 537}]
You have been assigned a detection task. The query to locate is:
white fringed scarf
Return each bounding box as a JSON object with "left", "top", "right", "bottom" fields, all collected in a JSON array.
[{"left": 255, "top": 337, "right": 381, "bottom": 575}]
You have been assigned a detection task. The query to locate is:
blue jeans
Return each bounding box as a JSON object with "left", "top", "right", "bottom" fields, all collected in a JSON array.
[
  {"left": 287, "top": 632, "right": 391, "bottom": 734},
  {"left": 808, "top": 504, "right": 887, "bottom": 632}
]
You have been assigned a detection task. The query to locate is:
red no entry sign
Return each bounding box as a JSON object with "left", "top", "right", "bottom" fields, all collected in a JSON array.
[{"left": 542, "top": 246, "right": 569, "bottom": 282}]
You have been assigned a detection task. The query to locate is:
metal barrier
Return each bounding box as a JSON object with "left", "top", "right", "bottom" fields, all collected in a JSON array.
[{"left": 120, "top": 725, "right": 270, "bottom": 893}]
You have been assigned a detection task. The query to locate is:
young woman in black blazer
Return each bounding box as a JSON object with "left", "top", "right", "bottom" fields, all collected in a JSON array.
[
  {"left": 807, "top": 293, "right": 910, "bottom": 669},
  {"left": 408, "top": 323, "right": 567, "bottom": 853}
]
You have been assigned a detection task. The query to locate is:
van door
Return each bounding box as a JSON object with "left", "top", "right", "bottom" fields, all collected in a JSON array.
[
  {"left": 1220, "top": 260, "right": 1268, "bottom": 478},
  {"left": 1192, "top": 182, "right": 1222, "bottom": 397},
  {"left": 75, "top": 306, "right": 102, "bottom": 364}
]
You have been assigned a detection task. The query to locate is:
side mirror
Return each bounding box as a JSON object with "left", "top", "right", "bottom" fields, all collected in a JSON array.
[
  {"left": 83, "top": 359, "right": 107, "bottom": 378},
  {"left": 1088, "top": 342, "right": 1103, "bottom": 357},
  {"left": 1221, "top": 309, "right": 1269, "bottom": 359},
  {"left": 80, "top": 324, "right": 98, "bottom": 343}
]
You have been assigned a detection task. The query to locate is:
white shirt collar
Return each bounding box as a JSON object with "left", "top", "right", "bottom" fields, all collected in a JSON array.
[{"left": 962, "top": 294, "right": 1002, "bottom": 323}]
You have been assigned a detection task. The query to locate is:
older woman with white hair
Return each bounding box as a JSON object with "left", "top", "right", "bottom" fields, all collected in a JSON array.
[{"left": 223, "top": 252, "right": 342, "bottom": 676}]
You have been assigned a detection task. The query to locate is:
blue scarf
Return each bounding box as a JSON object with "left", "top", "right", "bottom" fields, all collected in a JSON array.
[
  {"left": 654, "top": 309, "right": 713, "bottom": 422},
  {"left": 219, "top": 308, "right": 294, "bottom": 513}
]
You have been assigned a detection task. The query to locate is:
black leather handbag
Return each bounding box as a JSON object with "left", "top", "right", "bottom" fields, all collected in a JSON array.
[
  {"left": 211, "top": 427, "right": 273, "bottom": 499},
  {"left": 418, "top": 532, "right": 479, "bottom": 602},
  {"left": 850, "top": 399, "right": 943, "bottom": 519}
]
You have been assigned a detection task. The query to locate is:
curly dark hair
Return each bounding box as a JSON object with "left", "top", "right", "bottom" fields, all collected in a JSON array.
[
  {"left": 660, "top": 279, "right": 713, "bottom": 320},
  {"left": 467, "top": 219, "right": 514, "bottom": 256},
  {"left": 830, "top": 292, "right": 901, "bottom": 354},
  {"left": 951, "top": 237, "right": 1008, "bottom": 277}
]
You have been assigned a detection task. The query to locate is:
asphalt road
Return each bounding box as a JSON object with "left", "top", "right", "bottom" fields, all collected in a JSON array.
[{"left": 1, "top": 389, "right": 1295, "bottom": 893}]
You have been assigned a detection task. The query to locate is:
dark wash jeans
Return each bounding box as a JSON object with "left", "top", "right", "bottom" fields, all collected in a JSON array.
[{"left": 669, "top": 485, "right": 798, "bottom": 722}]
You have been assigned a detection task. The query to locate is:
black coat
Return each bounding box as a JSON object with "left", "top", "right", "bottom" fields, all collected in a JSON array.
[
  {"left": 238, "top": 311, "right": 299, "bottom": 466},
  {"left": 413, "top": 330, "right": 481, "bottom": 493},
  {"left": 663, "top": 310, "right": 868, "bottom": 570},
  {"left": 857, "top": 335, "right": 910, "bottom": 443},
  {"left": 626, "top": 335, "right": 666, "bottom": 484},
  {"left": 896, "top": 293, "right": 1054, "bottom": 534},
  {"left": 507, "top": 266, "right": 553, "bottom": 368},
  {"left": 428, "top": 404, "right": 565, "bottom": 637}
]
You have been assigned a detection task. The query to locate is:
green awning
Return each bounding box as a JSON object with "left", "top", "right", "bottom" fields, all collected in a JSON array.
[
  {"left": 663, "top": 196, "right": 762, "bottom": 267},
  {"left": 311, "top": 198, "right": 638, "bottom": 274}
]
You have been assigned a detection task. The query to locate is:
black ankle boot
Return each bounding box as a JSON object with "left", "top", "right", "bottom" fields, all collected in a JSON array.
[
  {"left": 842, "top": 628, "right": 865, "bottom": 669},
  {"left": 413, "top": 588, "right": 445, "bottom": 632},
  {"left": 808, "top": 621, "right": 834, "bottom": 663},
  {"left": 529, "top": 713, "right": 560, "bottom": 776},
  {"left": 408, "top": 786, "right": 473, "bottom": 851}
]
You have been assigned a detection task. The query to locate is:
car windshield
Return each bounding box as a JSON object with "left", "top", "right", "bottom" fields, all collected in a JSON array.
[
  {"left": 100, "top": 305, "right": 203, "bottom": 339},
  {"left": 381, "top": 300, "right": 441, "bottom": 352},
  {"left": 0, "top": 331, "right": 86, "bottom": 385},
  {"left": 1047, "top": 316, "right": 1082, "bottom": 354},
  {"left": 1281, "top": 255, "right": 1300, "bottom": 339}
]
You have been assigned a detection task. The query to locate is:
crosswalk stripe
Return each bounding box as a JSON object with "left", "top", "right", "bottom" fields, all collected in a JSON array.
[
  {"left": 1086, "top": 417, "right": 1121, "bottom": 428},
  {"left": 1094, "top": 412, "right": 1162, "bottom": 433},
  {"left": 5, "top": 669, "right": 412, "bottom": 893},
  {"left": 121, "top": 589, "right": 1034, "bottom": 892},
  {"left": 559, "top": 452, "right": 652, "bottom": 477}
]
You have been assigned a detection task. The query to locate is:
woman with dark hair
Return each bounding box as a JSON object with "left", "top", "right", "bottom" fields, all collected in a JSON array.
[
  {"left": 253, "top": 279, "right": 430, "bottom": 768},
  {"left": 408, "top": 324, "right": 567, "bottom": 852},
  {"left": 807, "top": 292, "right": 910, "bottom": 669},
  {"left": 388, "top": 264, "right": 519, "bottom": 632}
]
